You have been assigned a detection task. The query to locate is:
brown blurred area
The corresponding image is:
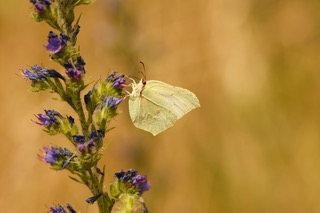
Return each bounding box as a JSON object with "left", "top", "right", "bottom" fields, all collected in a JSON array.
[{"left": 1, "top": 0, "right": 320, "bottom": 212}]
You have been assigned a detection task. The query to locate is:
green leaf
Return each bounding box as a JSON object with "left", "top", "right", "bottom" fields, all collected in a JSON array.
[
  {"left": 69, "top": 175, "right": 83, "bottom": 184},
  {"left": 75, "top": 0, "right": 96, "bottom": 6}
]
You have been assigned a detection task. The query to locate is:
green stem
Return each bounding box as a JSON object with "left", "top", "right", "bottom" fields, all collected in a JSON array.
[
  {"left": 71, "top": 89, "right": 89, "bottom": 136},
  {"left": 55, "top": 0, "right": 71, "bottom": 35},
  {"left": 87, "top": 167, "right": 114, "bottom": 213}
]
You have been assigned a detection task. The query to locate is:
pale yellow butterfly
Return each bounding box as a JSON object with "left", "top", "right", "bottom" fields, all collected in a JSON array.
[{"left": 128, "top": 78, "right": 200, "bottom": 136}]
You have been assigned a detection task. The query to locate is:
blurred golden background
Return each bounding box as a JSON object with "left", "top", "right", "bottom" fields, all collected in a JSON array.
[{"left": 1, "top": 0, "right": 320, "bottom": 212}]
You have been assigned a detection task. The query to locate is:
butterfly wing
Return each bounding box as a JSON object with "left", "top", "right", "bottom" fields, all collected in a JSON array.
[
  {"left": 128, "top": 80, "right": 200, "bottom": 135},
  {"left": 143, "top": 80, "right": 200, "bottom": 119},
  {"left": 129, "top": 93, "right": 178, "bottom": 136}
]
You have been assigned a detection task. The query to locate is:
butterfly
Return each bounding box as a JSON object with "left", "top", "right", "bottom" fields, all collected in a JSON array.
[{"left": 128, "top": 78, "right": 200, "bottom": 136}]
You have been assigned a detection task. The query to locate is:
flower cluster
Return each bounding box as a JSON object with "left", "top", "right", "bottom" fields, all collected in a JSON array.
[
  {"left": 64, "top": 56, "right": 86, "bottom": 80},
  {"left": 110, "top": 169, "right": 150, "bottom": 212},
  {"left": 33, "top": 109, "right": 78, "bottom": 136},
  {"left": 49, "top": 203, "right": 77, "bottom": 213},
  {"left": 73, "top": 129, "right": 105, "bottom": 152},
  {"left": 113, "top": 169, "right": 151, "bottom": 195}
]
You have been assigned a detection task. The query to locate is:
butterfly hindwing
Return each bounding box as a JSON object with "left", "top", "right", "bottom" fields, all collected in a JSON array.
[{"left": 129, "top": 94, "right": 177, "bottom": 135}]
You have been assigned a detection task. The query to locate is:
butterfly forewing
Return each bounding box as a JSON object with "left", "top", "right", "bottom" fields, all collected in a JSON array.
[{"left": 142, "top": 80, "right": 200, "bottom": 119}]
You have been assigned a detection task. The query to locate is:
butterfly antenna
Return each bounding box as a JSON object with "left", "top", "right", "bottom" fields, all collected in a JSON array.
[{"left": 139, "top": 61, "right": 147, "bottom": 84}]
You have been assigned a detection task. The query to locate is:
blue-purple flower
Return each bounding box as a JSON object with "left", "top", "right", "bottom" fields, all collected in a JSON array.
[
  {"left": 21, "top": 69, "right": 42, "bottom": 81},
  {"left": 88, "top": 130, "right": 104, "bottom": 142},
  {"left": 73, "top": 135, "right": 86, "bottom": 144},
  {"left": 64, "top": 56, "right": 86, "bottom": 80},
  {"left": 77, "top": 144, "right": 86, "bottom": 152},
  {"left": 43, "top": 147, "right": 59, "bottom": 163},
  {"left": 87, "top": 130, "right": 104, "bottom": 148},
  {"left": 132, "top": 175, "right": 151, "bottom": 194},
  {"left": 114, "top": 169, "right": 138, "bottom": 182},
  {"left": 49, "top": 203, "right": 76, "bottom": 213},
  {"left": 31, "top": 65, "right": 65, "bottom": 80},
  {"left": 30, "top": 0, "right": 51, "bottom": 13},
  {"left": 74, "top": 56, "right": 86, "bottom": 73},
  {"left": 22, "top": 65, "right": 64, "bottom": 81},
  {"left": 35, "top": 110, "right": 62, "bottom": 126},
  {"left": 73, "top": 135, "right": 86, "bottom": 151},
  {"left": 46, "top": 31, "right": 69, "bottom": 54},
  {"left": 114, "top": 169, "right": 151, "bottom": 194},
  {"left": 41, "top": 146, "right": 72, "bottom": 164},
  {"left": 112, "top": 74, "right": 126, "bottom": 88},
  {"left": 106, "top": 71, "right": 117, "bottom": 81},
  {"left": 73, "top": 130, "right": 104, "bottom": 151},
  {"left": 35, "top": 114, "right": 54, "bottom": 126},
  {"left": 102, "top": 95, "right": 123, "bottom": 108},
  {"left": 106, "top": 72, "right": 126, "bottom": 88}
]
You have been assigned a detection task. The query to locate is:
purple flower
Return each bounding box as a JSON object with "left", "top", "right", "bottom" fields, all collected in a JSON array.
[
  {"left": 43, "top": 147, "right": 59, "bottom": 163},
  {"left": 74, "top": 56, "right": 86, "bottom": 73},
  {"left": 114, "top": 169, "right": 138, "bottom": 182},
  {"left": 22, "top": 65, "right": 64, "bottom": 81},
  {"left": 102, "top": 95, "right": 123, "bottom": 108},
  {"left": 30, "top": 0, "right": 51, "bottom": 13},
  {"left": 46, "top": 31, "right": 69, "bottom": 54},
  {"left": 21, "top": 69, "right": 42, "bottom": 81},
  {"left": 35, "top": 114, "right": 54, "bottom": 126},
  {"left": 64, "top": 56, "right": 86, "bottom": 80},
  {"left": 42, "top": 147, "right": 73, "bottom": 164},
  {"left": 35, "top": 110, "right": 62, "bottom": 126},
  {"left": 46, "top": 32, "right": 62, "bottom": 53},
  {"left": 106, "top": 72, "right": 126, "bottom": 88},
  {"left": 87, "top": 130, "right": 104, "bottom": 149},
  {"left": 88, "top": 130, "right": 104, "bottom": 142},
  {"left": 49, "top": 203, "right": 76, "bottom": 213},
  {"left": 132, "top": 175, "right": 151, "bottom": 194},
  {"left": 50, "top": 205, "right": 66, "bottom": 213},
  {"left": 77, "top": 144, "right": 86, "bottom": 152},
  {"left": 87, "top": 140, "right": 96, "bottom": 149},
  {"left": 31, "top": 65, "right": 65, "bottom": 80},
  {"left": 46, "top": 109, "right": 63, "bottom": 121},
  {"left": 106, "top": 71, "right": 118, "bottom": 81},
  {"left": 112, "top": 74, "right": 126, "bottom": 88},
  {"left": 114, "top": 169, "right": 151, "bottom": 194},
  {"left": 72, "top": 135, "right": 86, "bottom": 144}
]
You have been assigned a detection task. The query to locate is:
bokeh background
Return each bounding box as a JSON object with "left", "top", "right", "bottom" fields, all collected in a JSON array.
[{"left": 1, "top": 0, "right": 320, "bottom": 212}]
